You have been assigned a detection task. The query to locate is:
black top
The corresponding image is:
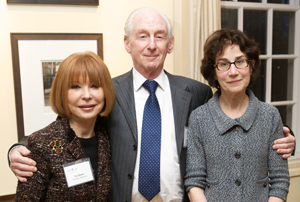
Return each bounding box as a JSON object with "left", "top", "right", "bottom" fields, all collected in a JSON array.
[{"left": 78, "top": 135, "right": 98, "bottom": 177}]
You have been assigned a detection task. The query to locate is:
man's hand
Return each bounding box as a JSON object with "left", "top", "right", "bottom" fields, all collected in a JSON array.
[
  {"left": 273, "top": 126, "right": 295, "bottom": 159},
  {"left": 10, "top": 146, "right": 37, "bottom": 182}
]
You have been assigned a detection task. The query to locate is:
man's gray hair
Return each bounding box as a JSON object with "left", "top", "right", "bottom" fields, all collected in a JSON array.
[{"left": 124, "top": 7, "right": 173, "bottom": 40}]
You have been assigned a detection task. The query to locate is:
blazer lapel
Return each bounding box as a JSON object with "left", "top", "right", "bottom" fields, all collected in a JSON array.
[
  {"left": 113, "top": 70, "right": 138, "bottom": 141},
  {"left": 167, "top": 72, "right": 192, "bottom": 156},
  {"left": 51, "top": 118, "right": 85, "bottom": 160},
  {"left": 65, "top": 137, "right": 86, "bottom": 160}
]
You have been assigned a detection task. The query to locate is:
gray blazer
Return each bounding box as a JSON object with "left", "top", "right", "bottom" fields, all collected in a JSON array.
[
  {"left": 108, "top": 70, "right": 212, "bottom": 202},
  {"left": 185, "top": 90, "right": 290, "bottom": 202}
]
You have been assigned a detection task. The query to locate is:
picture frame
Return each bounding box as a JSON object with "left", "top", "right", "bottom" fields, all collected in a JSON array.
[
  {"left": 10, "top": 33, "right": 103, "bottom": 142},
  {"left": 7, "top": 0, "right": 99, "bottom": 6}
]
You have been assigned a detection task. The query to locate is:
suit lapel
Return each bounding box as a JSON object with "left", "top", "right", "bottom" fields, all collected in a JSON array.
[
  {"left": 113, "top": 70, "right": 192, "bottom": 150},
  {"left": 114, "top": 71, "right": 138, "bottom": 141},
  {"left": 167, "top": 72, "right": 192, "bottom": 155}
]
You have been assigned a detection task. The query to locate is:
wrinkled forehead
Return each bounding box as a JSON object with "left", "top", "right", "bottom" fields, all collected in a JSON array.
[{"left": 132, "top": 11, "right": 168, "bottom": 33}]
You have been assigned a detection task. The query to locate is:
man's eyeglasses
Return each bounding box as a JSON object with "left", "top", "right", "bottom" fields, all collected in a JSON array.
[{"left": 214, "top": 59, "right": 251, "bottom": 71}]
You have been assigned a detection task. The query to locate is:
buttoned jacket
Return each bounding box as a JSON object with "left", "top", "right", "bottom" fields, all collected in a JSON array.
[{"left": 185, "top": 90, "right": 290, "bottom": 202}]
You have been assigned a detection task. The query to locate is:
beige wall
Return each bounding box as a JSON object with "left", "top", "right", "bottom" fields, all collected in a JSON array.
[
  {"left": 287, "top": 163, "right": 300, "bottom": 201},
  {"left": 288, "top": 175, "right": 300, "bottom": 201},
  {"left": 0, "top": 0, "right": 174, "bottom": 195},
  {"left": 1, "top": 0, "right": 300, "bottom": 201}
]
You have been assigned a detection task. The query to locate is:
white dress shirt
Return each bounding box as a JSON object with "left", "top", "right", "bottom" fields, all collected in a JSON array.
[{"left": 131, "top": 68, "right": 183, "bottom": 202}]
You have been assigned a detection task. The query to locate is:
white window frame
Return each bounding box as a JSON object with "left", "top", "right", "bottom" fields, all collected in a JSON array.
[{"left": 221, "top": 0, "right": 300, "bottom": 162}]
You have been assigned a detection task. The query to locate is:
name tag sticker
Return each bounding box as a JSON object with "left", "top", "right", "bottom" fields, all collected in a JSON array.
[
  {"left": 63, "top": 157, "right": 94, "bottom": 187},
  {"left": 183, "top": 126, "right": 188, "bottom": 148}
]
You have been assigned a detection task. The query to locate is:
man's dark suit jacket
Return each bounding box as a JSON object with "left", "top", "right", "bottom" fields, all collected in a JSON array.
[{"left": 108, "top": 70, "right": 213, "bottom": 202}]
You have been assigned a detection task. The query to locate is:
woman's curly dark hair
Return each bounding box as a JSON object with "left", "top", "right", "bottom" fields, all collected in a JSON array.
[{"left": 201, "top": 29, "right": 261, "bottom": 89}]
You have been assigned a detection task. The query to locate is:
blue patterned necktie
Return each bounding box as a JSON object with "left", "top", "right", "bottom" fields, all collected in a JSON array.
[{"left": 138, "top": 80, "right": 161, "bottom": 201}]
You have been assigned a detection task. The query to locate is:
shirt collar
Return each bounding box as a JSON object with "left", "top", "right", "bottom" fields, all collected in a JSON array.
[
  {"left": 132, "top": 67, "right": 166, "bottom": 92},
  {"left": 208, "top": 89, "right": 259, "bottom": 135}
]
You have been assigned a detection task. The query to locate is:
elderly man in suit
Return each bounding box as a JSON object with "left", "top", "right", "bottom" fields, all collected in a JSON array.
[
  {"left": 108, "top": 8, "right": 212, "bottom": 201},
  {"left": 9, "top": 7, "right": 295, "bottom": 202}
]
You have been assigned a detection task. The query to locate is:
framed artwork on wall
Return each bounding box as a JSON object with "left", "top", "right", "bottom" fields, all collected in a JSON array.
[
  {"left": 7, "top": 0, "right": 99, "bottom": 6},
  {"left": 10, "top": 33, "right": 103, "bottom": 142}
]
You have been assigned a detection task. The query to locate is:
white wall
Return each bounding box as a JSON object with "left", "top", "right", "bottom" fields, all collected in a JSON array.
[{"left": 0, "top": 0, "right": 174, "bottom": 195}]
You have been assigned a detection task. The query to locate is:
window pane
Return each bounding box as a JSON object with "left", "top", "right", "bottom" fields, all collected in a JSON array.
[
  {"left": 271, "top": 59, "right": 294, "bottom": 101},
  {"left": 244, "top": 10, "right": 267, "bottom": 54},
  {"left": 275, "top": 105, "right": 292, "bottom": 126},
  {"left": 268, "top": 0, "right": 289, "bottom": 4},
  {"left": 273, "top": 11, "right": 295, "bottom": 54},
  {"left": 221, "top": 8, "right": 238, "bottom": 30},
  {"left": 238, "top": 0, "right": 261, "bottom": 2},
  {"left": 249, "top": 60, "right": 266, "bottom": 102}
]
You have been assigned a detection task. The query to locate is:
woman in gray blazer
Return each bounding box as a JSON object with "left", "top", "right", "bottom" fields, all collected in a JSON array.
[{"left": 185, "top": 29, "right": 289, "bottom": 202}]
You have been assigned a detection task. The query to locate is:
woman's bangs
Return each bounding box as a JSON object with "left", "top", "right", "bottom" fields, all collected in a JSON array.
[{"left": 68, "top": 59, "right": 102, "bottom": 86}]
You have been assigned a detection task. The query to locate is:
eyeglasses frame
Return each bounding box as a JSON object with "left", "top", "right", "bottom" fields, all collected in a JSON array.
[{"left": 214, "top": 59, "right": 252, "bottom": 71}]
